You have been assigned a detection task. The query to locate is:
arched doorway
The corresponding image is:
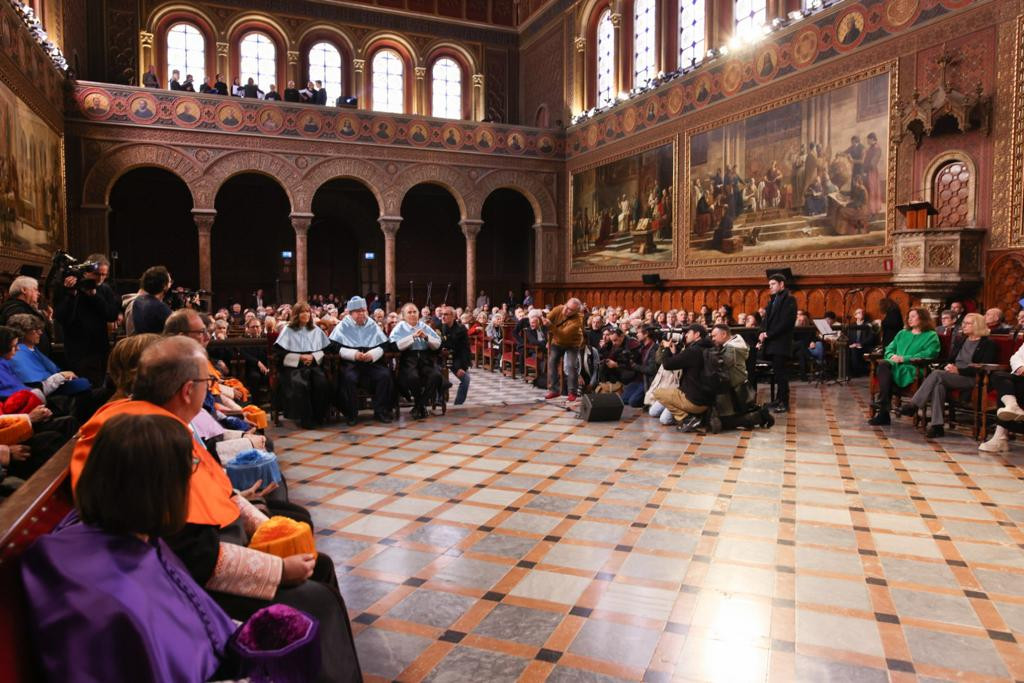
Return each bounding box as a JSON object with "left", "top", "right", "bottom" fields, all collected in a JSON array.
[
  {"left": 397, "top": 184, "right": 464, "bottom": 309},
  {"left": 212, "top": 174, "right": 292, "bottom": 308},
  {"left": 479, "top": 188, "right": 535, "bottom": 309},
  {"left": 108, "top": 167, "right": 195, "bottom": 297},
  {"left": 309, "top": 179, "right": 382, "bottom": 302}
]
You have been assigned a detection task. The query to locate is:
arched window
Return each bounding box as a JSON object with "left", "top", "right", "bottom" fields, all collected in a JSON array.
[
  {"left": 596, "top": 9, "right": 615, "bottom": 107},
  {"left": 633, "top": 0, "right": 656, "bottom": 86},
  {"left": 679, "top": 0, "right": 706, "bottom": 67},
  {"left": 239, "top": 31, "right": 277, "bottom": 92},
  {"left": 933, "top": 160, "right": 971, "bottom": 228},
  {"left": 371, "top": 49, "right": 405, "bottom": 113},
  {"left": 166, "top": 23, "right": 206, "bottom": 86},
  {"left": 734, "top": 0, "right": 767, "bottom": 37},
  {"left": 308, "top": 41, "right": 342, "bottom": 101},
  {"left": 431, "top": 57, "right": 462, "bottom": 119}
]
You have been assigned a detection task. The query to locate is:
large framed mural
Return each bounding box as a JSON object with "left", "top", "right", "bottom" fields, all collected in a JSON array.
[
  {"left": 570, "top": 139, "right": 676, "bottom": 270},
  {"left": 0, "top": 77, "right": 64, "bottom": 262},
  {"left": 685, "top": 69, "right": 892, "bottom": 264}
]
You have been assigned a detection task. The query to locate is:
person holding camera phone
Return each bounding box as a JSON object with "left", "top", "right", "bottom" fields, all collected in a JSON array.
[{"left": 54, "top": 254, "right": 120, "bottom": 386}]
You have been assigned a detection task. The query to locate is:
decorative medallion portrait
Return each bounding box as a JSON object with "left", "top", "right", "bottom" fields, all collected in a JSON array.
[
  {"left": 407, "top": 121, "right": 430, "bottom": 146},
  {"left": 585, "top": 125, "right": 599, "bottom": 148},
  {"left": 257, "top": 107, "right": 284, "bottom": 133},
  {"left": 297, "top": 111, "right": 322, "bottom": 136},
  {"left": 622, "top": 106, "right": 638, "bottom": 134},
  {"left": 506, "top": 131, "right": 526, "bottom": 153},
  {"left": 475, "top": 127, "right": 495, "bottom": 151},
  {"left": 791, "top": 27, "right": 820, "bottom": 68},
  {"left": 883, "top": 0, "right": 919, "bottom": 29},
  {"left": 571, "top": 141, "right": 675, "bottom": 270},
  {"left": 686, "top": 72, "right": 890, "bottom": 263},
  {"left": 835, "top": 9, "right": 867, "bottom": 49},
  {"left": 693, "top": 74, "right": 713, "bottom": 107},
  {"left": 666, "top": 85, "right": 684, "bottom": 115},
  {"left": 172, "top": 98, "right": 201, "bottom": 127},
  {"left": 440, "top": 124, "right": 462, "bottom": 148},
  {"left": 371, "top": 118, "right": 394, "bottom": 142},
  {"left": 216, "top": 102, "right": 244, "bottom": 131},
  {"left": 721, "top": 61, "right": 744, "bottom": 95},
  {"left": 754, "top": 45, "right": 779, "bottom": 83},
  {"left": 338, "top": 114, "right": 359, "bottom": 138},
  {"left": 127, "top": 93, "right": 157, "bottom": 123},
  {"left": 537, "top": 135, "right": 555, "bottom": 156},
  {"left": 80, "top": 90, "right": 111, "bottom": 119}
]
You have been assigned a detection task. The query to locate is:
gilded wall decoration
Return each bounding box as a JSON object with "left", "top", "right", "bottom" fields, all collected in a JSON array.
[
  {"left": 685, "top": 71, "right": 891, "bottom": 266},
  {"left": 901, "top": 245, "right": 922, "bottom": 269}
]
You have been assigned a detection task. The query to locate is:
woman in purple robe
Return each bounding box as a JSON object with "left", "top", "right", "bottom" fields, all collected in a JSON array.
[{"left": 20, "top": 414, "right": 243, "bottom": 682}]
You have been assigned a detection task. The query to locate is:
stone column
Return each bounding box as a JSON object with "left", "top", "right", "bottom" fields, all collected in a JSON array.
[
  {"left": 191, "top": 209, "right": 215, "bottom": 295},
  {"left": 353, "top": 59, "right": 366, "bottom": 108},
  {"left": 75, "top": 205, "right": 110, "bottom": 257},
  {"left": 378, "top": 216, "right": 402, "bottom": 312},
  {"left": 573, "top": 36, "right": 586, "bottom": 113},
  {"left": 138, "top": 31, "right": 154, "bottom": 85},
  {"left": 610, "top": 12, "right": 624, "bottom": 97},
  {"left": 471, "top": 74, "right": 485, "bottom": 120},
  {"left": 287, "top": 51, "right": 300, "bottom": 88},
  {"left": 460, "top": 219, "right": 483, "bottom": 309},
  {"left": 533, "top": 222, "right": 559, "bottom": 283},
  {"left": 414, "top": 66, "right": 427, "bottom": 115},
  {"left": 216, "top": 42, "right": 229, "bottom": 83},
  {"left": 290, "top": 213, "right": 313, "bottom": 304}
]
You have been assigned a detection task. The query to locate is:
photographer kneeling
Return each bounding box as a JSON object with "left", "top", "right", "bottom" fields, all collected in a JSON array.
[
  {"left": 649, "top": 325, "right": 713, "bottom": 432},
  {"left": 709, "top": 324, "right": 774, "bottom": 431}
]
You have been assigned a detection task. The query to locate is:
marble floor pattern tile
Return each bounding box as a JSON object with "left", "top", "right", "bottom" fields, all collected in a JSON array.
[{"left": 266, "top": 374, "right": 1024, "bottom": 682}]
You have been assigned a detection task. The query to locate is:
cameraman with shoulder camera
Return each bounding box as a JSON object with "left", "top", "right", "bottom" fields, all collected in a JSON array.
[
  {"left": 649, "top": 324, "right": 714, "bottom": 432},
  {"left": 54, "top": 254, "right": 119, "bottom": 385}
]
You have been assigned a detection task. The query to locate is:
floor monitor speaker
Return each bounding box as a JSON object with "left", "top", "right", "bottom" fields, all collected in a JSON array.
[{"left": 577, "top": 393, "right": 624, "bottom": 422}]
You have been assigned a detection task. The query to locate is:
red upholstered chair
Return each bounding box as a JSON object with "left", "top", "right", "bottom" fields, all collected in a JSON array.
[
  {"left": 0, "top": 442, "right": 75, "bottom": 683},
  {"left": 500, "top": 324, "right": 518, "bottom": 378},
  {"left": 467, "top": 328, "right": 485, "bottom": 368},
  {"left": 955, "top": 334, "right": 1017, "bottom": 440},
  {"left": 523, "top": 337, "right": 547, "bottom": 383}
]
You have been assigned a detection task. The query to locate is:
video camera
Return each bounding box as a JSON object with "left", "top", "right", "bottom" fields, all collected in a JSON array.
[
  {"left": 165, "top": 286, "right": 211, "bottom": 312},
  {"left": 652, "top": 327, "right": 686, "bottom": 344},
  {"left": 48, "top": 250, "right": 101, "bottom": 295}
]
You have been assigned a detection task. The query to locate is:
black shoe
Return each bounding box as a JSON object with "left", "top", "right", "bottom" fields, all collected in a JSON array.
[
  {"left": 412, "top": 406, "right": 427, "bottom": 420},
  {"left": 771, "top": 403, "right": 789, "bottom": 414},
  {"left": 374, "top": 412, "right": 393, "bottom": 424},
  {"left": 676, "top": 415, "right": 702, "bottom": 433},
  {"left": 898, "top": 404, "right": 918, "bottom": 418},
  {"left": 926, "top": 425, "right": 944, "bottom": 438},
  {"left": 345, "top": 415, "right": 357, "bottom": 426},
  {"left": 868, "top": 411, "right": 890, "bottom": 426},
  {"left": 708, "top": 413, "right": 722, "bottom": 434},
  {"left": 759, "top": 406, "right": 775, "bottom": 428}
]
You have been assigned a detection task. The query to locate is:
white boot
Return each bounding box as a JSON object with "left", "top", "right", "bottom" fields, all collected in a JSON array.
[
  {"left": 996, "top": 395, "right": 1024, "bottom": 422},
  {"left": 979, "top": 425, "right": 1011, "bottom": 453},
  {"left": 659, "top": 409, "right": 676, "bottom": 425},
  {"left": 649, "top": 401, "right": 665, "bottom": 418}
]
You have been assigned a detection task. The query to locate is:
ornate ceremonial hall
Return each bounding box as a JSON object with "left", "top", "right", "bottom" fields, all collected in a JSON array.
[{"left": 3, "top": 0, "right": 1024, "bottom": 681}]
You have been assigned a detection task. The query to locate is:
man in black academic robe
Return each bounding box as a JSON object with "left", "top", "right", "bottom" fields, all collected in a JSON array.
[{"left": 759, "top": 274, "right": 797, "bottom": 413}]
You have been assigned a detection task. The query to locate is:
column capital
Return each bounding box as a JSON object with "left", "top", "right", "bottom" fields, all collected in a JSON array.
[
  {"left": 378, "top": 215, "right": 402, "bottom": 237},
  {"left": 460, "top": 218, "right": 483, "bottom": 239},
  {"left": 472, "top": 73, "right": 485, "bottom": 87},
  {"left": 216, "top": 41, "right": 229, "bottom": 57},
  {"left": 414, "top": 66, "right": 427, "bottom": 79},
  {"left": 291, "top": 212, "right": 314, "bottom": 234},
  {"left": 139, "top": 31, "right": 154, "bottom": 47},
  {"left": 574, "top": 36, "right": 586, "bottom": 53},
  {"left": 192, "top": 208, "right": 216, "bottom": 234},
  {"left": 533, "top": 221, "right": 559, "bottom": 232},
  {"left": 609, "top": 12, "right": 621, "bottom": 27},
  {"left": 287, "top": 50, "right": 300, "bottom": 66},
  {"left": 353, "top": 58, "right": 365, "bottom": 74}
]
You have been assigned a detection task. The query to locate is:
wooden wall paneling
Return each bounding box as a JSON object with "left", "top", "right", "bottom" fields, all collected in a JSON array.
[{"left": 985, "top": 252, "right": 1024, "bottom": 317}]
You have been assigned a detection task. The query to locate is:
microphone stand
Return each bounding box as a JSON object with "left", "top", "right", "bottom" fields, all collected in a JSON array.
[
  {"left": 425, "top": 281, "right": 433, "bottom": 309},
  {"left": 409, "top": 280, "right": 414, "bottom": 305},
  {"left": 442, "top": 282, "right": 451, "bottom": 306}
]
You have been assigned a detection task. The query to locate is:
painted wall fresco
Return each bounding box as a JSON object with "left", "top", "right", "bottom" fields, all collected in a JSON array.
[
  {"left": 686, "top": 72, "right": 889, "bottom": 261},
  {"left": 0, "top": 76, "right": 64, "bottom": 260},
  {"left": 571, "top": 141, "right": 674, "bottom": 269}
]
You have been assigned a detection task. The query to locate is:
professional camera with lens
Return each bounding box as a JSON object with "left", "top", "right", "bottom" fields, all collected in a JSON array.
[
  {"left": 165, "top": 286, "right": 211, "bottom": 311},
  {"left": 652, "top": 327, "right": 685, "bottom": 344},
  {"left": 49, "top": 250, "right": 101, "bottom": 293}
]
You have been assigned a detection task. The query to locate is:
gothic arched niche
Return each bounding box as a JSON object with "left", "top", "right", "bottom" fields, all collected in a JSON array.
[{"left": 924, "top": 151, "right": 976, "bottom": 228}]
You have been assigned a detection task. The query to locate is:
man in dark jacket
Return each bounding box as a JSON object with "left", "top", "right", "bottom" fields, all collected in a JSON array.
[
  {"left": 1, "top": 276, "right": 52, "bottom": 355},
  {"left": 600, "top": 328, "right": 640, "bottom": 387},
  {"left": 53, "top": 255, "right": 120, "bottom": 385},
  {"left": 759, "top": 273, "right": 797, "bottom": 413},
  {"left": 651, "top": 325, "right": 713, "bottom": 431},
  {"left": 440, "top": 306, "right": 471, "bottom": 405},
  {"left": 623, "top": 325, "right": 662, "bottom": 407},
  {"left": 283, "top": 80, "right": 301, "bottom": 103},
  {"left": 130, "top": 266, "right": 173, "bottom": 335}
]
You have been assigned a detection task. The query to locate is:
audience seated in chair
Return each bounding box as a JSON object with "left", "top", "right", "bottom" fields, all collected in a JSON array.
[
  {"left": 329, "top": 295, "right": 394, "bottom": 424},
  {"left": 897, "top": 312, "right": 996, "bottom": 438},
  {"left": 980, "top": 337, "right": 1024, "bottom": 453},
  {"left": 390, "top": 303, "right": 443, "bottom": 420},
  {"left": 847, "top": 308, "right": 876, "bottom": 377},
  {"left": 439, "top": 306, "right": 472, "bottom": 406},
  {"left": 274, "top": 303, "right": 332, "bottom": 430},
  {"left": 869, "top": 307, "right": 940, "bottom": 426}
]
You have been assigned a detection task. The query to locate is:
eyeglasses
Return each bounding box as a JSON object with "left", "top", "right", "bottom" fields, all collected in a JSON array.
[
  {"left": 186, "top": 328, "right": 211, "bottom": 339},
  {"left": 189, "top": 377, "right": 215, "bottom": 390}
]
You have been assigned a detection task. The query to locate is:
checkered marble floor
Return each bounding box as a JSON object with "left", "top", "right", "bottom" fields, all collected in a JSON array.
[{"left": 269, "top": 374, "right": 1024, "bottom": 682}]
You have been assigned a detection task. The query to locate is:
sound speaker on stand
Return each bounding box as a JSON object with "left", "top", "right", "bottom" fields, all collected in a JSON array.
[{"left": 577, "top": 393, "right": 624, "bottom": 422}]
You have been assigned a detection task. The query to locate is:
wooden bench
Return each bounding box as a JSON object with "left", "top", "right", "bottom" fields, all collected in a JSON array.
[{"left": 0, "top": 441, "right": 75, "bottom": 682}]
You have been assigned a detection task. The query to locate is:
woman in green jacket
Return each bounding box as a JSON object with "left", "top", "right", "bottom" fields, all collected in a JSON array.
[{"left": 868, "top": 307, "right": 940, "bottom": 425}]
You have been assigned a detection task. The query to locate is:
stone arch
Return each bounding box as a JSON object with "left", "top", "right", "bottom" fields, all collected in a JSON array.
[
  {"left": 468, "top": 169, "right": 556, "bottom": 225},
  {"left": 294, "top": 157, "right": 388, "bottom": 215},
  {"left": 423, "top": 41, "right": 479, "bottom": 75},
  {"left": 361, "top": 31, "right": 421, "bottom": 65},
  {"left": 389, "top": 164, "right": 472, "bottom": 219},
  {"left": 82, "top": 143, "right": 202, "bottom": 206},
  {"left": 923, "top": 150, "right": 977, "bottom": 228},
  {"left": 197, "top": 150, "right": 300, "bottom": 209},
  {"left": 146, "top": 2, "right": 220, "bottom": 37}
]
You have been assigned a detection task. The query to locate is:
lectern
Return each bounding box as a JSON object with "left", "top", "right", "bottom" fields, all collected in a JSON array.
[{"left": 896, "top": 200, "right": 938, "bottom": 229}]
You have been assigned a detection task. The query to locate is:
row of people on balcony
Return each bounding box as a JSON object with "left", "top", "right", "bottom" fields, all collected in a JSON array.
[{"left": 143, "top": 65, "right": 331, "bottom": 105}]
